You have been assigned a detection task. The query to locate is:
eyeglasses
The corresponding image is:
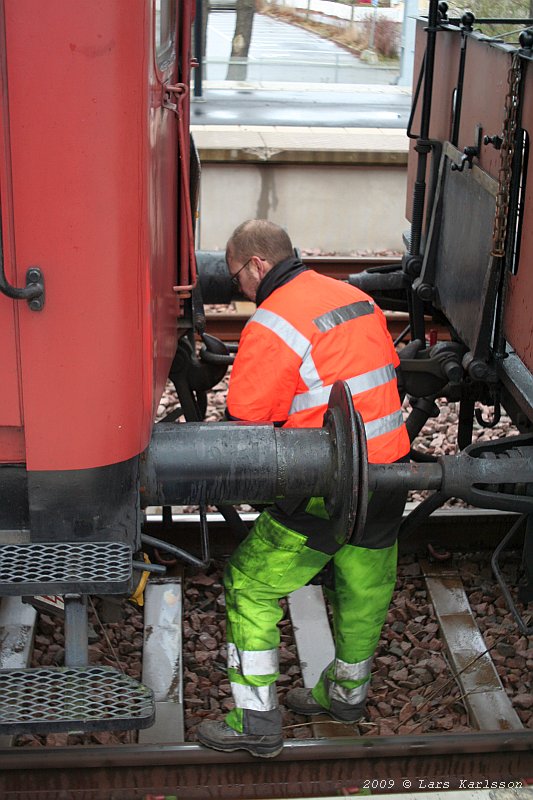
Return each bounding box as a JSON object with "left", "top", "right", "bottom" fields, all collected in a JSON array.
[{"left": 230, "top": 257, "right": 252, "bottom": 288}]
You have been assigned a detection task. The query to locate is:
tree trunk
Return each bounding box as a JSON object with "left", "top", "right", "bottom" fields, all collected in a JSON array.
[
  {"left": 202, "top": 0, "right": 209, "bottom": 59},
  {"left": 530, "top": 0, "right": 533, "bottom": 19},
  {"left": 226, "top": 0, "right": 256, "bottom": 81}
]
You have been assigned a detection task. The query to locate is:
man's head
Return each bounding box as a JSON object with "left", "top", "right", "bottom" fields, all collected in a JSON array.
[{"left": 226, "top": 219, "right": 293, "bottom": 301}]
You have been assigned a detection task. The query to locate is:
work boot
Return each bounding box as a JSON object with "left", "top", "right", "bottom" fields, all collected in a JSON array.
[
  {"left": 285, "top": 688, "right": 365, "bottom": 723},
  {"left": 196, "top": 719, "right": 283, "bottom": 758}
]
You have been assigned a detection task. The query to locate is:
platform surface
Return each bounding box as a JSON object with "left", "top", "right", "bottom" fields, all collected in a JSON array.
[{"left": 191, "top": 121, "right": 409, "bottom": 165}]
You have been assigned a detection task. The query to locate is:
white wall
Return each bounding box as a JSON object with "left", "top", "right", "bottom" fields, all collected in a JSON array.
[{"left": 197, "top": 162, "right": 407, "bottom": 253}]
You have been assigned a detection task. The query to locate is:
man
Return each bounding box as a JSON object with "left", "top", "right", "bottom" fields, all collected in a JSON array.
[{"left": 197, "top": 220, "right": 410, "bottom": 758}]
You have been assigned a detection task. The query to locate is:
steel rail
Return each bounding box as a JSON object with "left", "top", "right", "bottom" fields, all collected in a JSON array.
[
  {"left": 1, "top": 732, "right": 532, "bottom": 799},
  {"left": 303, "top": 255, "right": 402, "bottom": 279},
  {"left": 2, "top": 507, "right": 531, "bottom": 798},
  {"left": 203, "top": 255, "right": 450, "bottom": 342},
  {"left": 205, "top": 311, "right": 447, "bottom": 342},
  {"left": 143, "top": 507, "right": 520, "bottom": 556},
  {"left": 205, "top": 312, "right": 446, "bottom": 344}
]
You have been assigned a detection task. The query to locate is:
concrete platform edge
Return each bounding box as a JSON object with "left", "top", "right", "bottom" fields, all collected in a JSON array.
[{"left": 191, "top": 125, "right": 409, "bottom": 165}]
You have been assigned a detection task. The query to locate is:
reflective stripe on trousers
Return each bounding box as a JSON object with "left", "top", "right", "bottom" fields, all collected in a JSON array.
[
  {"left": 223, "top": 511, "right": 397, "bottom": 731},
  {"left": 320, "top": 656, "right": 373, "bottom": 706},
  {"left": 229, "top": 682, "right": 278, "bottom": 712},
  {"left": 311, "top": 541, "right": 397, "bottom": 712},
  {"left": 323, "top": 671, "right": 370, "bottom": 706},
  {"left": 227, "top": 643, "right": 279, "bottom": 676},
  {"left": 333, "top": 655, "right": 373, "bottom": 682}
]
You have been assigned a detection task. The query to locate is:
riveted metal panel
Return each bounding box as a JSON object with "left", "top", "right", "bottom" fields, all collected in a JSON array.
[{"left": 505, "top": 55, "right": 533, "bottom": 372}]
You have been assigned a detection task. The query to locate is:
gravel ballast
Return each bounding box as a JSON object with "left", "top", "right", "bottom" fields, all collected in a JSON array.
[{"left": 14, "top": 363, "right": 533, "bottom": 746}]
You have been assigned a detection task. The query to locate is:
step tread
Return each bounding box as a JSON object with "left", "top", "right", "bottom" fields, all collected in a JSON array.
[
  {"left": 0, "top": 541, "right": 132, "bottom": 595},
  {"left": 0, "top": 665, "right": 155, "bottom": 734}
]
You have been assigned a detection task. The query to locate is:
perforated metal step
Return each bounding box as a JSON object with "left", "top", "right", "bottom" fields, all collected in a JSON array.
[
  {"left": 0, "top": 666, "right": 155, "bottom": 734},
  {"left": 0, "top": 541, "right": 132, "bottom": 595}
]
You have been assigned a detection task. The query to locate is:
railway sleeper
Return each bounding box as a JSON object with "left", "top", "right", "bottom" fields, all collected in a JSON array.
[
  {"left": 287, "top": 563, "right": 525, "bottom": 739},
  {"left": 420, "top": 558, "right": 523, "bottom": 732}
]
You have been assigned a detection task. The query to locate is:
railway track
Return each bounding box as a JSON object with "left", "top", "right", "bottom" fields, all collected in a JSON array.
[
  {"left": 1, "top": 508, "right": 532, "bottom": 799},
  {"left": 301, "top": 256, "right": 402, "bottom": 279},
  {"left": 1, "top": 731, "right": 531, "bottom": 799},
  {"left": 204, "top": 257, "right": 449, "bottom": 342}
]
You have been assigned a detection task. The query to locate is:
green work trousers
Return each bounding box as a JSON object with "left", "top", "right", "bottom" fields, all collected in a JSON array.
[{"left": 223, "top": 508, "right": 397, "bottom": 735}]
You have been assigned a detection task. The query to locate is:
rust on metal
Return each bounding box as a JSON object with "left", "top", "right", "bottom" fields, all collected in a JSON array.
[
  {"left": 206, "top": 310, "right": 446, "bottom": 343},
  {"left": 421, "top": 560, "right": 523, "bottom": 732},
  {"left": 204, "top": 257, "right": 451, "bottom": 342},
  {"left": 1, "top": 734, "right": 533, "bottom": 799},
  {"left": 304, "top": 256, "right": 402, "bottom": 279},
  {"left": 505, "top": 56, "right": 533, "bottom": 371}
]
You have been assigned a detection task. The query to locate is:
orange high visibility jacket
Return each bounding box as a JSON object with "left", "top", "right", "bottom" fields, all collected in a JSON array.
[{"left": 227, "top": 270, "right": 409, "bottom": 464}]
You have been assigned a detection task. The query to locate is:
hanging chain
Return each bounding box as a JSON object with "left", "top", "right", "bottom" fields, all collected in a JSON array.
[{"left": 491, "top": 50, "right": 522, "bottom": 257}]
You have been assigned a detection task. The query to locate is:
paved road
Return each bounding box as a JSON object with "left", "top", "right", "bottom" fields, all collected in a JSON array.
[
  {"left": 204, "top": 11, "right": 398, "bottom": 84},
  {"left": 192, "top": 12, "right": 409, "bottom": 127},
  {"left": 191, "top": 84, "right": 410, "bottom": 127}
]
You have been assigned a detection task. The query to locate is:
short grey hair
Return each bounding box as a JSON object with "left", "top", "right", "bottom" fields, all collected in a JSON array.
[{"left": 226, "top": 220, "right": 293, "bottom": 267}]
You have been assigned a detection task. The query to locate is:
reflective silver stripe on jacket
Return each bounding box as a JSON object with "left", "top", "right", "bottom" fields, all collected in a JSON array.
[
  {"left": 289, "top": 364, "right": 397, "bottom": 416},
  {"left": 300, "top": 351, "right": 322, "bottom": 389},
  {"left": 313, "top": 300, "right": 375, "bottom": 332},
  {"left": 230, "top": 682, "right": 278, "bottom": 711},
  {"left": 251, "top": 308, "right": 322, "bottom": 389},
  {"left": 334, "top": 655, "right": 373, "bottom": 682},
  {"left": 251, "top": 308, "right": 310, "bottom": 357},
  {"left": 364, "top": 409, "right": 404, "bottom": 440},
  {"left": 227, "top": 643, "right": 279, "bottom": 676}
]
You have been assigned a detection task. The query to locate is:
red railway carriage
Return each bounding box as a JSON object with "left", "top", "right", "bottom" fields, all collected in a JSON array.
[
  {"left": 407, "top": 19, "right": 533, "bottom": 399},
  {"left": 404, "top": 15, "right": 533, "bottom": 428},
  {"left": 0, "top": 0, "right": 194, "bottom": 542},
  {"left": 0, "top": 0, "right": 207, "bottom": 735},
  {"left": 348, "top": 6, "right": 533, "bottom": 633},
  {"left": 407, "top": 17, "right": 533, "bottom": 382}
]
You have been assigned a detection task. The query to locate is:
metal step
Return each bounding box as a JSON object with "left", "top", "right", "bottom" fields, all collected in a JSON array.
[
  {"left": 0, "top": 666, "right": 155, "bottom": 734},
  {"left": 0, "top": 541, "right": 132, "bottom": 595}
]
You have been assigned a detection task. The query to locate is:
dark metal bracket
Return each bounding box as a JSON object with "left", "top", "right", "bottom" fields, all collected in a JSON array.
[
  {"left": 0, "top": 264, "right": 45, "bottom": 311},
  {"left": 451, "top": 124, "right": 483, "bottom": 172}
]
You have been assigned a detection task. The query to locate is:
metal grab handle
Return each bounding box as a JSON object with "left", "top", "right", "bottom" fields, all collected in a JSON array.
[
  {"left": 0, "top": 7, "right": 44, "bottom": 311},
  {"left": 0, "top": 265, "right": 45, "bottom": 310},
  {"left": 0, "top": 210, "right": 45, "bottom": 310},
  {"left": 164, "top": 82, "right": 198, "bottom": 294}
]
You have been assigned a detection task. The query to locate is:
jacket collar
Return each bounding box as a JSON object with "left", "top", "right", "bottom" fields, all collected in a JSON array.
[{"left": 255, "top": 256, "right": 308, "bottom": 307}]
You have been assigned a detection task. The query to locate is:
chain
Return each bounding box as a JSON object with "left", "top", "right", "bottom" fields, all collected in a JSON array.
[{"left": 491, "top": 50, "right": 522, "bottom": 257}]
